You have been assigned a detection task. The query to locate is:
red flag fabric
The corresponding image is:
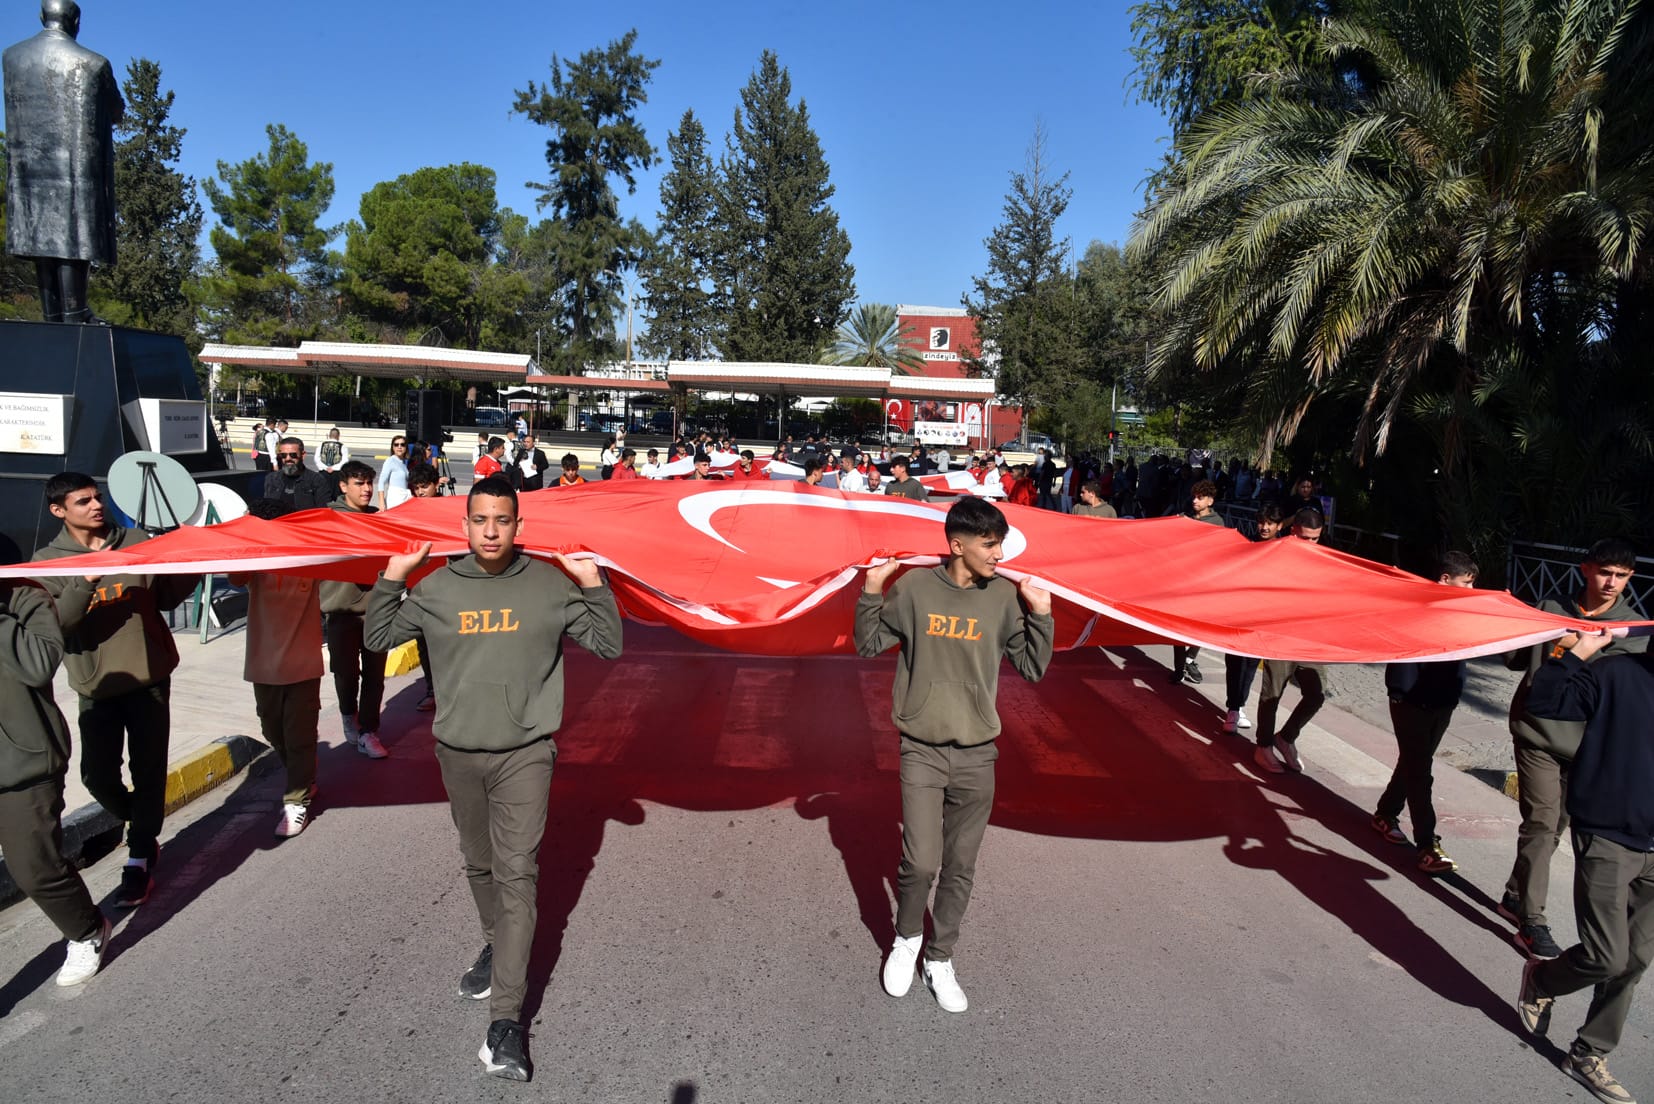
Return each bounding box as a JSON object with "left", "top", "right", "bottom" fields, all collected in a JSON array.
[{"left": 6, "top": 481, "right": 1645, "bottom": 660}]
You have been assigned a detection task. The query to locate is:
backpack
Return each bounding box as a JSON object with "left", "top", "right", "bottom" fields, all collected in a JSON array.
[{"left": 319, "top": 439, "right": 342, "bottom": 468}]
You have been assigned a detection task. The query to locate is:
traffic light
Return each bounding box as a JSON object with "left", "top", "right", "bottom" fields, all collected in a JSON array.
[{"left": 1107, "top": 430, "right": 1118, "bottom": 442}]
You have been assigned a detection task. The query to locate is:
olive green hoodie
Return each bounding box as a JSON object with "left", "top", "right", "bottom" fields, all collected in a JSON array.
[
  {"left": 318, "top": 498, "right": 378, "bottom": 615},
  {"left": 30, "top": 526, "right": 195, "bottom": 700},
  {"left": 1507, "top": 588, "right": 1647, "bottom": 757},
  {"left": 0, "top": 581, "right": 72, "bottom": 791},
  {"left": 855, "top": 565, "right": 1053, "bottom": 747},
  {"left": 364, "top": 552, "right": 622, "bottom": 752}
]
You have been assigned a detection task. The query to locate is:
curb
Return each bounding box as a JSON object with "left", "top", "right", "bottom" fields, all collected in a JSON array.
[{"left": 0, "top": 734, "right": 267, "bottom": 910}]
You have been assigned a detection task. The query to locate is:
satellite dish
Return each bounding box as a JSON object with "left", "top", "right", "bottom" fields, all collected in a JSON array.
[
  {"left": 107, "top": 451, "right": 202, "bottom": 532},
  {"left": 184, "top": 482, "right": 249, "bottom": 527}
]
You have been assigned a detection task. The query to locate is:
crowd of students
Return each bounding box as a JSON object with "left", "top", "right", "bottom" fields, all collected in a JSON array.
[{"left": 3, "top": 426, "right": 1652, "bottom": 1099}]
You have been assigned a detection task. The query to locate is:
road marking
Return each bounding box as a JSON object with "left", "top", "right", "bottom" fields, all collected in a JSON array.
[{"left": 0, "top": 1009, "right": 45, "bottom": 1051}]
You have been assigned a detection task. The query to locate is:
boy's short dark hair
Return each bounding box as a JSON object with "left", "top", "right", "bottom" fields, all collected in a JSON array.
[
  {"left": 247, "top": 497, "right": 289, "bottom": 521},
  {"left": 336, "top": 459, "right": 375, "bottom": 485},
  {"left": 1293, "top": 507, "right": 1325, "bottom": 530},
  {"left": 407, "top": 463, "right": 439, "bottom": 489},
  {"left": 44, "top": 471, "right": 97, "bottom": 507},
  {"left": 468, "top": 475, "right": 518, "bottom": 511},
  {"left": 622, "top": 448, "right": 636, "bottom": 460},
  {"left": 803, "top": 457, "right": 823, "bottom": 477},
  {"left": 889, "top": 455, "right": 909, "bottom": 471},
  {"left": 693, "top": 451, "right": 711, "bottom": 464},
  {"left": 945, "top": 496, "right": 1009, "bottom": 543},
  {"left": 1191, "top": 479, "right": 1218, "bottom": 500},
  {"left": 739, "top": 449, "right": 754, "bottom": 461},
  {"left": 1081, "top": 480, "right": 1102, "bottom": 497},
  {"left": 1583, "top": 538, "right": 1638, "bottom": 570},
  {"left": 1438, "top": 550, "right": 1479, "bottom": 579},
  {"left": 487, "top": 436, "right": 506, "bottom": 453},
  {"left": 560, "top": 453, "right": 580, "bottom": 470},
  {"left": 1257, "top": 503, "right": 1288, "bottom": 525}
]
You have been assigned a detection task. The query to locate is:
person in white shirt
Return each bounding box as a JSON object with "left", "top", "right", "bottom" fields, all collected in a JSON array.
[
  {"left": 837, "top": 452, "right": 869, "bottom": 494},
  {"left": 933, "top": 447, "right": 951, "bottom": 473},
  {"left": 640, "top": 448, "right": 665, "bottom": 480},
  {"left": 317, "top": 428, "right": 351, "bottom": 474}
]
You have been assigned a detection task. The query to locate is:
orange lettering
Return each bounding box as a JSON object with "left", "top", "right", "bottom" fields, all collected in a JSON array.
[
  {"left": 499, "top": 608, "right": 519, "bottom": 633},
  {"left": 963, "top": 617, "right": 983, "bottom": 641},
  {"left": 458, "top": 611, "right": 480, "bottom": 634},
  {"left": 926, "top": 614, "right": 948, "bottom": 637}
]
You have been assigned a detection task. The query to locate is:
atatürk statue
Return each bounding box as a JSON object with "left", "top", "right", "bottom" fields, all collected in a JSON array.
[{"left": 3, "top": 0, "right": 123, "bottom": 323}]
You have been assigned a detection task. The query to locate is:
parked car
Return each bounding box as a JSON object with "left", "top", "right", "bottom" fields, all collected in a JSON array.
[
  {"left": 999, "top": 434, "right": 1060, "bottom": 455},
  {"left": 882, "top": 423, "right": 912, "bottom": 446},
  {"left": 473, "top": 406, "right": 511, "bottom": 428}
]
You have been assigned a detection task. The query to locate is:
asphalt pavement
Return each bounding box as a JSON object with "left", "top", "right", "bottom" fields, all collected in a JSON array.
[{"left": 1, "top": 628, "right": 1644, "bottom": 1104}]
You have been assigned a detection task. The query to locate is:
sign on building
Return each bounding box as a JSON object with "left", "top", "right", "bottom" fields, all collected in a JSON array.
[{"left": 0, "top": 391, "right": 69, "bottom": 454}]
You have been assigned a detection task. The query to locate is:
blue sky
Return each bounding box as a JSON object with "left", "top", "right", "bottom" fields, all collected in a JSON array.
[{"left": 3, "top": 0, "right": 1172, "bottom": 312}]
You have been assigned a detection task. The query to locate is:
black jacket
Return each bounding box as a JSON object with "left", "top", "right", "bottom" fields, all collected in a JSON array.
[
  {"left": 262, "top": 467, "right": 332, "bottom": 513},
  {"left": 1385, "top": 659, "right": 1466, "bottom": 710},
  {"left": 1528, "top": 650, "right": 1654, "bottom": 852}
]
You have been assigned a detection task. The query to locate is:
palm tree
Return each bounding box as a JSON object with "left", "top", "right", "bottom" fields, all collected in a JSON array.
[
  {"left": 822, "top": 302, "right": 926, "bottom": 373},
  {"left": 1130, "top": 0, "right": 1654, "bottom": 531}
]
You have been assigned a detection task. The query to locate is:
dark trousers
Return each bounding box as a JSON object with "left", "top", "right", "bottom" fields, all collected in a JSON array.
[
  {"left": 1376, "top": 701, "right": 1455, "bottom": 846},
  {"left": 1532, "top": 832, "right": 1654, "bottom": 1057},
  {"left": 1225, "top": 654, "right": 1259, "bottom": 710},
  {"left": 896, "top": 736, "right": 997, "bottom": 962},
  {"left": 1504, "top": 741, "right": 1570, "bottom": 926},
  {"left": 1256, "top": 661, "right": 1324, "bottom": 749},
  {"left": 0, "top": 776, "right": 101, "bottom": 942},
  {"left": 436, "top": 737, "right": 555, "bottom": 1023},
  {"left": 253, "top": 680, "right": 321, "bottom": 805},
  {"left": 77, "top": 679, "right": 171, "bottom": 862},
  {"left": 325, "top": 612, "right": 384, "bottom": 732}
]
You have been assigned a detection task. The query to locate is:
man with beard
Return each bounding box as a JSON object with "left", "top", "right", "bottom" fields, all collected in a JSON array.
[{"left": 261, "top": 437, "right": 331, "bottom": 514}]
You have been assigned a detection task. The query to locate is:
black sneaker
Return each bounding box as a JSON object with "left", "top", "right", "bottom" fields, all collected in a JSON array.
[
  {"left": 115, "top": 863, "right": 153, "bottom": 908},
  {"left": 1184, "top": 660, "right": 1203, "bottom": 684},
  {"left": 1514, "top": 923, "right": 1563, "bottom": 959},
  {"left": 458, "top": 944, "right": 493, "bottom": 1000},
  {"left": 1496, "top": 891, "right": 1521, "bottom": 924},
  {"left": 1167, "top": 666, "right": 1185, "bottom": 685},
  {"left": 479, "top": 1019, "right": 531, "bottom": 1081}
]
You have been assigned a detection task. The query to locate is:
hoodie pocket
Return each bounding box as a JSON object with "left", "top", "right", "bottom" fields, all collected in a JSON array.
[
  {"left": 434, "top": 680, "right": 537, "bottom": 743},
  {"left": 896, "top": 680, "right": 997, "bottom": 734}
]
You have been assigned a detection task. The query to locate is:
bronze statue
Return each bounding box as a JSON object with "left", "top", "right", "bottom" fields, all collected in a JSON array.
[{"left": 3, "top": 0, "right": 123, "bottom": 323}]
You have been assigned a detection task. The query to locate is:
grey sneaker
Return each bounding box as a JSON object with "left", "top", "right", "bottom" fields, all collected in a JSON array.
[
  {"left": 459, "top": 944, "right": 492, "bottom": 1000},
  {"left": 1514, "top": 923, "right": 1563, "bottom": 959},
  {"left": 1517, "top": 958, "right": 1553, "bottom": 1036},
  {"left": 1566, "top": 1053, "right": 1635, "bottom": 1104},
  {"left": 355, "top": 730, "right": 388, "bottom": 759}
]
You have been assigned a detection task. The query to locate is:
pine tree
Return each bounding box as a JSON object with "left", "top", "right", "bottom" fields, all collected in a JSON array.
[
  {"left": 639, "top": 109, "right": 718, "bottom": 361},
  {"left": 717, "top": 51, "right": 855, "bottom": 363},
  {"left": 513, "top": 29, "right": 659, "bottom": 379},
  {"left": 197, "top": 123, "right": 336, "bottom": 346},
  {"left": 96, "top": 59, "right": 203, "bottom": 337},
  {"left": 964, "top": 125, "right": 1073, "bottom": 416}
]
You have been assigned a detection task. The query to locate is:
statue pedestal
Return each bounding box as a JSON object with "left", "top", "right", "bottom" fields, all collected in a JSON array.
[{"left": 0, "top": 321, "right": 233, "bottom": 562}]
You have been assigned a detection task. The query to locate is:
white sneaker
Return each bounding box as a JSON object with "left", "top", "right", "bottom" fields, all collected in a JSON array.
[
  {"left": 1252, "top": 744, "right": 1285, "bottom": 774},
  {"left": 355, "top": 730, "right": 388, "bottom": 759},
  {"left": 56, "top": 915, "right": 110, "bottom": 986},
  {"left": 1222, "top": 710, "right": 1238, "bottom": 733},
  {"left": 882, "top": 934, "right": 922, "bottom": 997},
  {"left": 275, "top": 803, "right": 309, "bottom": 838},
  {"left": 923, "top": 957, "right": 968, "bottom": 1013},
  {"left": 1277, "top": 738, "right": 1304, "bottom": 773},
  {"left": 1236, "top": 708, "right": 1252, "bottom": 729}
]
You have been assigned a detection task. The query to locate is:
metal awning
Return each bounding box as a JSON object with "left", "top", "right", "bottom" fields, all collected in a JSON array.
[{"left": 199, "top": 341, "right": 536, "bottom": 383}]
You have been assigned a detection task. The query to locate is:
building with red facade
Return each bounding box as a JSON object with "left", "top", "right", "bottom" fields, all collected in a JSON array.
[{"left": 891, "top": 305, "right": 1023, "bottom": 448}]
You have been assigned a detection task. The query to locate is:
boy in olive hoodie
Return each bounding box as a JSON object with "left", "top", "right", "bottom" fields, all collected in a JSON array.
[
  {"left": 30, "top": 472, "right": 195, "bottom": 908},
  {"left": 365, "top": 475, "right": 622, "bottom": 1082},
  {"left": 856, "top": 496, "right": 1053, "bottom": 1013},
  {"left": 1501, "top": 537, "right": 1648, "bottom": 960},
  {"left": 0, "top": 579, "right": 109, "bottom": 985}
]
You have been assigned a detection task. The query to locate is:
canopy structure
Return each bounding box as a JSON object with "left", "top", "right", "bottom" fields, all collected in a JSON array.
[{"left": 8, "top": 481, "right": 1646, "bottom": 662}]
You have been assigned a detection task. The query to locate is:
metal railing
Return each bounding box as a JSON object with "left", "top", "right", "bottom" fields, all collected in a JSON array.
[{"left": 1506, "top": 541, "right": 1654, "bottom": 611}]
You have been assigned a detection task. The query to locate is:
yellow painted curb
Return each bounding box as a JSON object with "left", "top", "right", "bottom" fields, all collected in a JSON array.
[
  {"left": 1502, "top": 771, "right": 1520, "bottom": 800},
  {"left": 162, "top": 737, "right": 262, "bottom": 815}
]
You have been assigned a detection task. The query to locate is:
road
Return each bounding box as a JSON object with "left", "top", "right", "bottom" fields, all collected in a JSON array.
[{"left": 1, "top": 629, "right": 1643, "bottom": 1103}]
